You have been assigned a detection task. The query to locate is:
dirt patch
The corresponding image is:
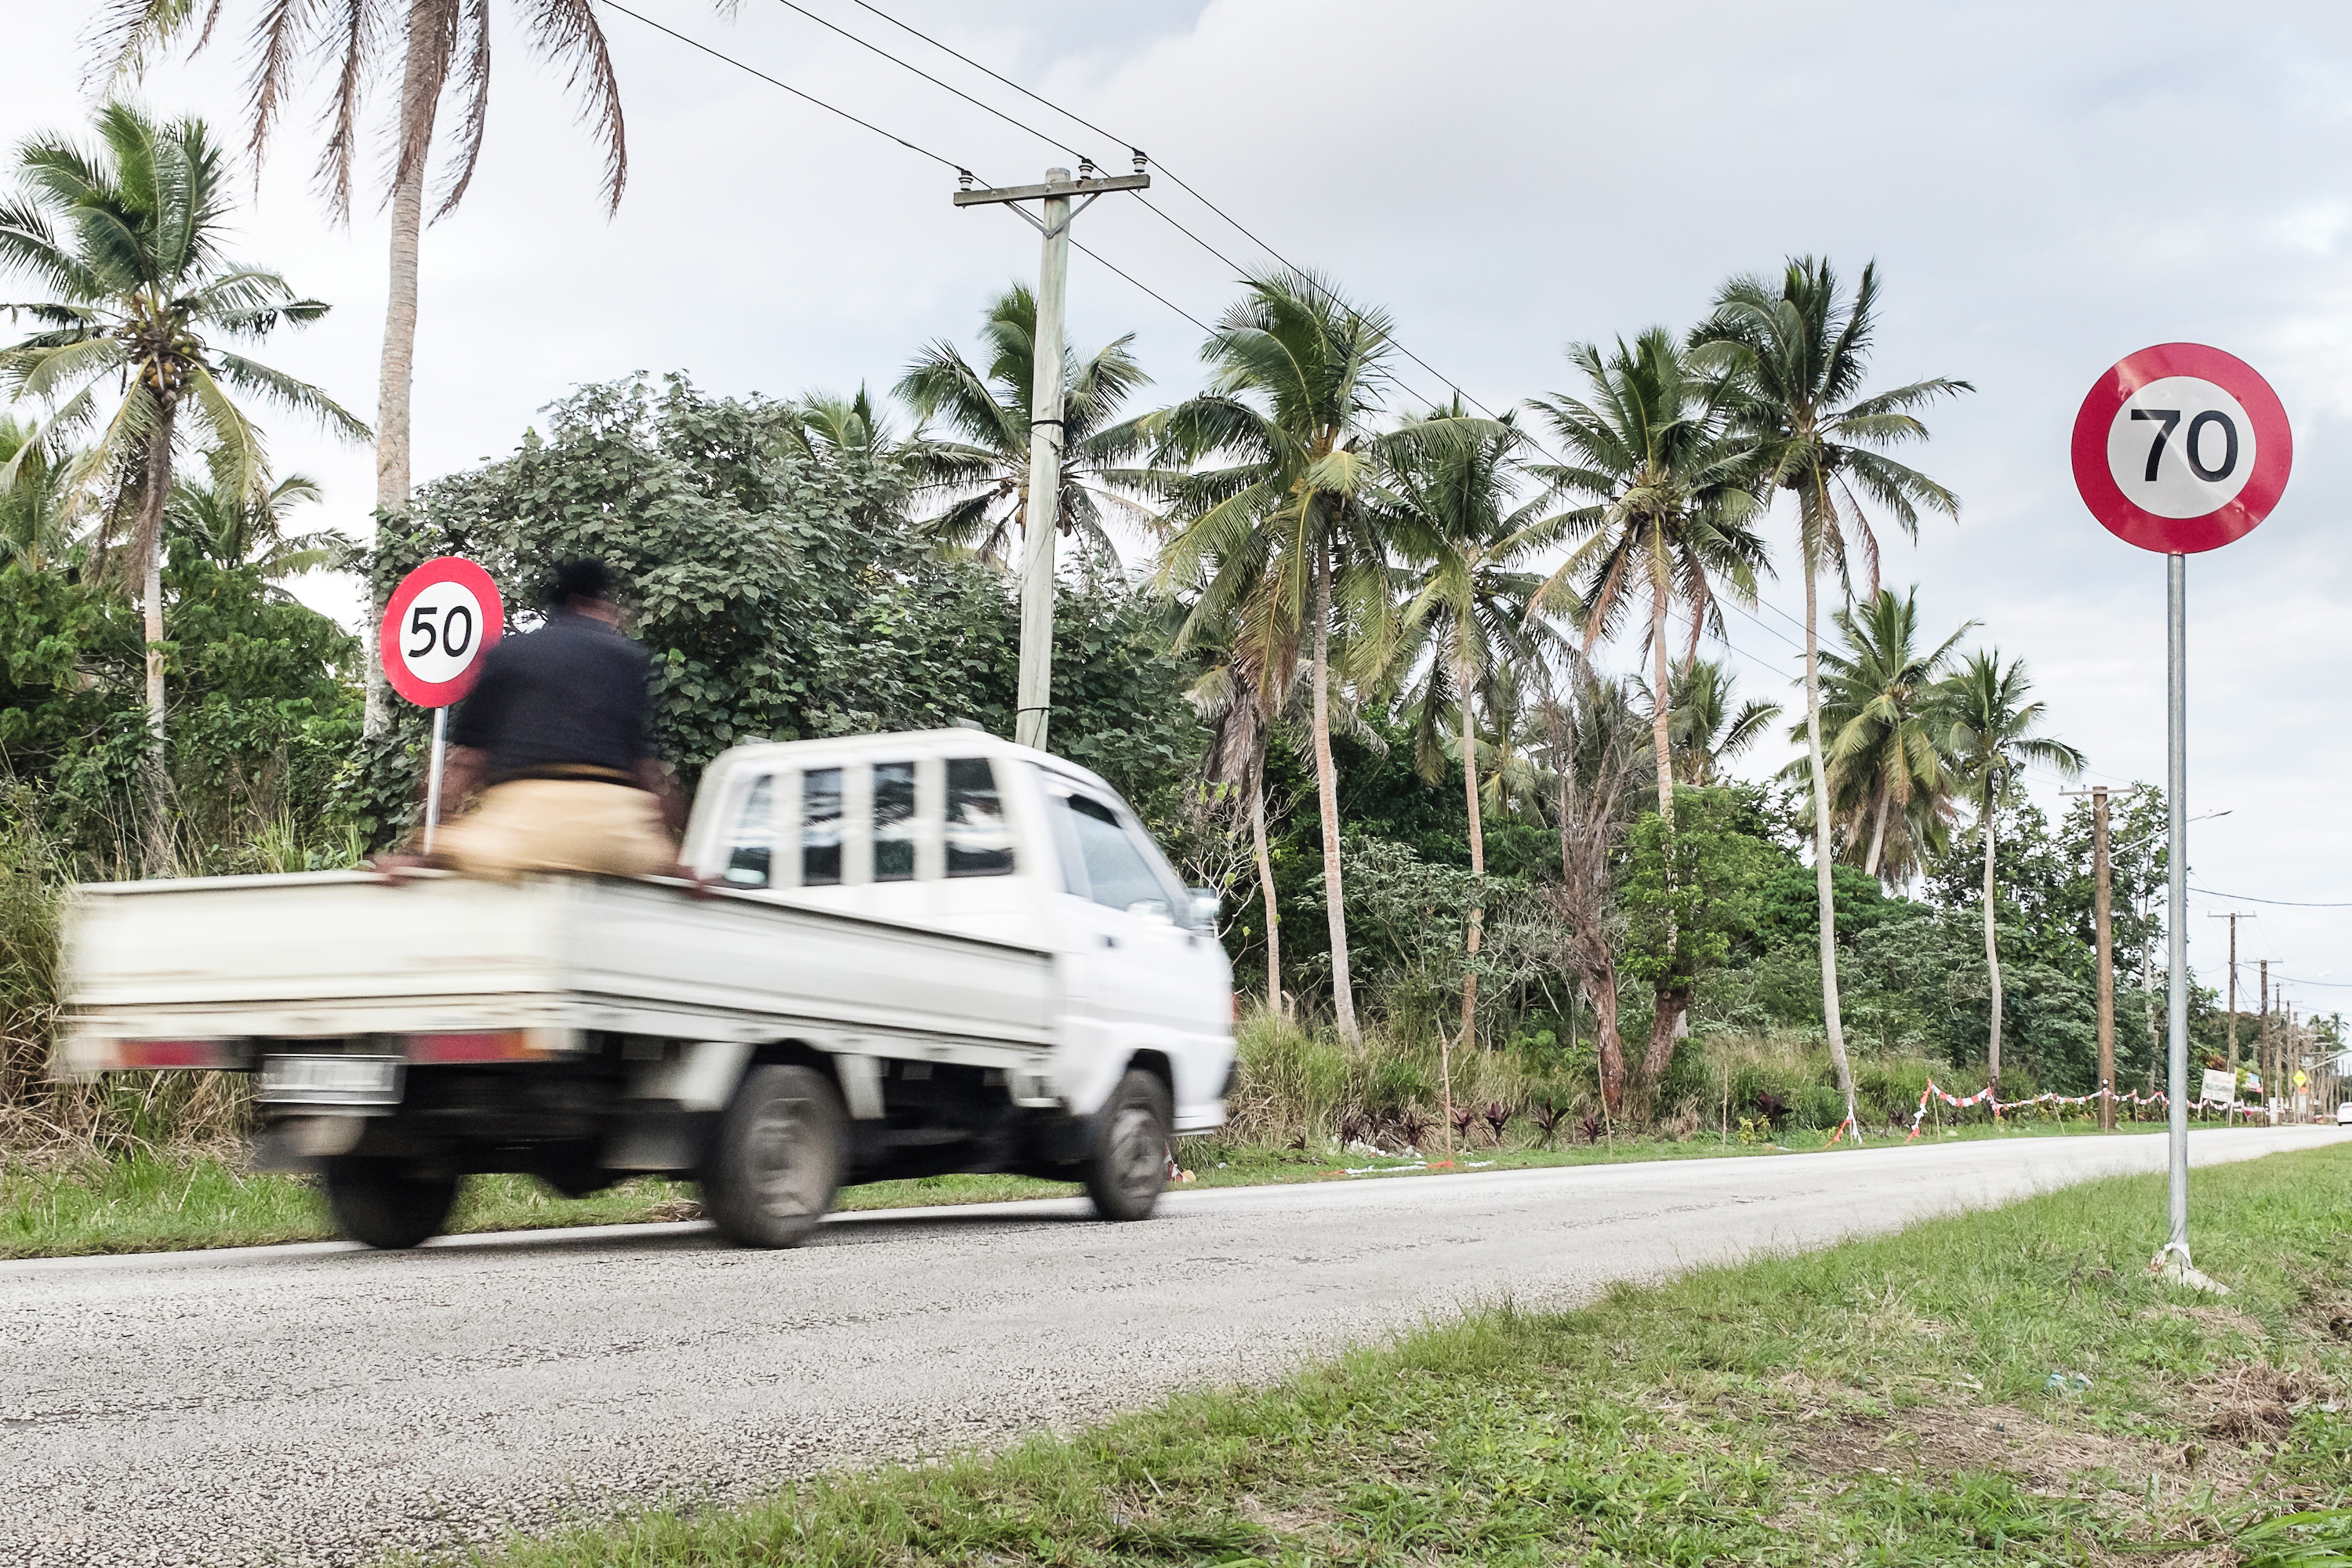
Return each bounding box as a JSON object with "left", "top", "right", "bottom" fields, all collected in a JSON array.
[
  {"left": 2191, "top": 1363, "right": 2328, "bottom": 1445},
  {"left": 643, "top": 1198, "right": 703, "bottom": 1221}
]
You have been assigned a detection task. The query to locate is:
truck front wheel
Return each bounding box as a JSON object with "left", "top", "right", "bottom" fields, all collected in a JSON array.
[
  {"left": 322, "top": 1158, "right": 459, "bottom": 1250},
  {"left": 704, "top": 1065, "right": 844, "bottom": 1247},
  {"left": 1085, "top": 1069, "right": 1173, "bottom": 1221}
]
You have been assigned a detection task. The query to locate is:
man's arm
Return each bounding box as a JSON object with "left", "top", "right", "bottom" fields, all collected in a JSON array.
[
  {"left": 635, "top": 757, "right": 689, "bottom": 837},
  {"left": 437, "top": 745, "right": 488, "bottom": 816}
]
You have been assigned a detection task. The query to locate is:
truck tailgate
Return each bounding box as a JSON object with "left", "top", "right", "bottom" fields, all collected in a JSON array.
[{"left": 58, "top": 870, "right": 1055, "bottom": 1072}]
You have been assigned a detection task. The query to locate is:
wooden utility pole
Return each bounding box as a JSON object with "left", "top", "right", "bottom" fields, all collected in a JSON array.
[
  {"left": 2064, "top": 787, "right": 2119, "bottom": 1125},
  {"left": 953, "top": 160, "right": 1150, "bottom": 753},
  {"left": 2259, "top": 960, "right": 2272, "bottom": 1122},
  {"left": 2207, "top": 910, "right": 2253, "bottom": 1092}
]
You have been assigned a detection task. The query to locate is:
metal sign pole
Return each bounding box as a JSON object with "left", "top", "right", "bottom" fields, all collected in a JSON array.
[
  {"left": 2166, "top": 551, "right": 2189, "bottom": 1254},
  {"left": 423, "top": 706, "right": 448, "bottom": 856}
]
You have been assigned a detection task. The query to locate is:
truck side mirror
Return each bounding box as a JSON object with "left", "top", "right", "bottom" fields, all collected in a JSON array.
[{"left": 1188, "top": 887, "right": 1221, "bottom": 932}]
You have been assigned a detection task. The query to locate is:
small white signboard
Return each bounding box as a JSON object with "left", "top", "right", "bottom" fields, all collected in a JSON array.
[{"left": 2199, "top": 1067, "right": 2238, "bottom": 1105}]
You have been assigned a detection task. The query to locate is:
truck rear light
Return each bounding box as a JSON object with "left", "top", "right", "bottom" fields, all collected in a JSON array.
[
  {"left": 116, "top": 1039, "right": 236, "bottom": 1069},
  {"left": 407, "top": 1031, "right": 547, "bottom": 1064}
]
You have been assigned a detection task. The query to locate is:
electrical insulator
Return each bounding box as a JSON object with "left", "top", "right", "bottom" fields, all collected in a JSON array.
[
  {"left": 1131, "top": 148, "right": 1147, "bottom": 173},
  {"left": 957, "top": 169, "right": 974, "bottom": 191}
]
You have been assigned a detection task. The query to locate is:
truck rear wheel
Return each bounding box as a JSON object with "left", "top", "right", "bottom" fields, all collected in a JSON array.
[
  {"left": 323, "top": 1158, "right": 459, "bottom": 1250},
  {"left": 1085, "top": 1069, "right": 1172, "bottom": 1221},
  {"left": 704, "top": 1065, "right": 844, "bottom": 1247}
]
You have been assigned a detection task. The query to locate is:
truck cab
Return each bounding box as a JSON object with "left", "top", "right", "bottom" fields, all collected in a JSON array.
[{"left": 683, "top": 731, "right": 1233, "bottom": 1136}]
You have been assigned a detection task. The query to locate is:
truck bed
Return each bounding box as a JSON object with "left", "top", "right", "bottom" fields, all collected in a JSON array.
[{"left": 57, "top": 870, "right": 1057, "bottom": 1073}]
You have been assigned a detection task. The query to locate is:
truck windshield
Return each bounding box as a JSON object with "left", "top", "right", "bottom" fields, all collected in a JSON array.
[{"left": 1062, "top": 793, "right": 1171, "bottom": 921}]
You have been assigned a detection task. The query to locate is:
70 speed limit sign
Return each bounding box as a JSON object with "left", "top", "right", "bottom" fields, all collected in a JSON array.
[
  {"left": 380, "top": 556, "right": 503, "bottom": 707},
  {"left": 2070, "top": 342, "right": 2292, "bottom": 554}
]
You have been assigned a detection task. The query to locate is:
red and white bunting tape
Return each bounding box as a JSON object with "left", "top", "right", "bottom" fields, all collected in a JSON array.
[{"left": 1904, "top": 1080, "right": 2179, "bottom": 1141}]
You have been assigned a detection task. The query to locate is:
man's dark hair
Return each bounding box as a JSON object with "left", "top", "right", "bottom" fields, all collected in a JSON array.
[{"left": 544, "top": 557, "right": 615, "bottom": 609}]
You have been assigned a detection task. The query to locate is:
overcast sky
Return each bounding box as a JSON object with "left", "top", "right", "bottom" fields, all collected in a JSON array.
[{"left": 10, "top": 0, "right": 2352, "bottom": 1018}]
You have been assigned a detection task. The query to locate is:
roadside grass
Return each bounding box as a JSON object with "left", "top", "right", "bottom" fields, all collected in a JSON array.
[
  {"left": 0, "top": 1116, "right": 2303, "bottom": 1261},
  {"left": 445, "top": 1145, "right": 2352, "bottom": 1568}
]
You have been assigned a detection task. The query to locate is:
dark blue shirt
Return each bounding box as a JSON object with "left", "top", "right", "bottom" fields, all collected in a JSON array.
[{"left": 448, "top": 611, "right": 654, "bottom": 785}]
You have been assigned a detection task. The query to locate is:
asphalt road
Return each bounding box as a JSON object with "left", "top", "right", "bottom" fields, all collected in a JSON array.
[{"left": 3, "top": 1124, "right": 2341, "bottom": 1566}]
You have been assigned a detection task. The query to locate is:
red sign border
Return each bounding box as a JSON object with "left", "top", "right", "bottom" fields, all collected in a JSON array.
[
  {"left": 2069, "top": 341, "right": 2291, "bottom": 555},
  {"left": 379, "top": 556, "right": 505, "bottom": 708}
]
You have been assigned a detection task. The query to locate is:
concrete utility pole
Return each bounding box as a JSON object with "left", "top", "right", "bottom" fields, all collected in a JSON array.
[
  {"left": 2067, "top": 786, "right": 2118, "bottom": 1127},
  {"left": 953, "top": 159, "right": 1150, "bottom": 752}
]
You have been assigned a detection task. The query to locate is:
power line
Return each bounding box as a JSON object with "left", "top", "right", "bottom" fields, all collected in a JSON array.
[
  {"left": 760, "top": 0, "right": 1093, "bottom": 165},
  {"left": 811, "top": 0, "right": 1505, "bottom": 418},
  {"left": 598, "top": 0, "right": 967, "bottom": 172},
  {"left": 2190, "top": 887, "right": 2352, "bottom": 909},
  {"left": 1069, "top": 238, "right": 1211, "bottom": 333},
  {"left": 599, "top": 2, "right": 1214, "bottom": 336}
]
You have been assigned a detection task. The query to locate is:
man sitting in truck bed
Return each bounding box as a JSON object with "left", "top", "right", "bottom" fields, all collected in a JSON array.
[{"left": 393, "top": 557, "right": 696, "bottom": 884}]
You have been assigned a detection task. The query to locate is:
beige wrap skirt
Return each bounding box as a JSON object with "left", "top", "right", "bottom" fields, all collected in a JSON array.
[{"left": 435, "top": 779, "right": 675, "bottom": 882}]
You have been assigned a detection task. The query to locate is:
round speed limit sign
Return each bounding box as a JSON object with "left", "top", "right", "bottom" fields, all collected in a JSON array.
[
  {"left": 2071, "top": 342, "right": 2292, "bottom": 554},
  {"left": 380, "top": 557, "right": 504, "bottom": 706}
]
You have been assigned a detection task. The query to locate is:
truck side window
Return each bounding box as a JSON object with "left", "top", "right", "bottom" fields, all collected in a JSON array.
[
  {"left": 945, "top": 757, "right": 1014, "bottom": 877},
  {"left": 802, "top": 768, "right": 843, "bottom": 886},
  {"left": 873, "top": 762, "right": 917, "bottom": 882},
  {"left": 722, "top": 775, "right": 774, "bottom": 887},
  {"left": 1062, "top": 793, "right": 1171, "bottom": 921}
]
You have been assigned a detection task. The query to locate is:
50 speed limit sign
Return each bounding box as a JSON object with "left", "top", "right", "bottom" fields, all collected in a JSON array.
[
  {"left": 380, "top": 556, "right": 503, "bottom": 706},
  {"left": 2070, "top": 342, "right": 2292, "bottom": 554}
]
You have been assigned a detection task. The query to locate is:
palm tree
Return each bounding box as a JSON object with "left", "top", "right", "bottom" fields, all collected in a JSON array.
[
  {"left": 99, "top": 0, "right": 633, "bottom": 735},
  {"left": 1939, "top": 650, "right": 2083, "bottom": 1096},
  {"left": 1648, "top": 658, "right": 1780, "bottom": 786},
  {"left": 0, "top": 416, "right": 75, "bottom": 572},
  {"left": 1525, "top": 327, "right": 1766, "bottom": 1082},
  {"left": 0, "top": 103, "right": 365, "bottom": 804},
  {"left": 1157, "top": 270, "right": 1494, "bottom": 1042},
  {"left": 896, "top": 285, "right": 1160, "bottom": 565},
  {"left": 1381, "top": 407, "right": 1564, "bottom": 1044},
  {"left": 1691, "top": 258, "right": 1971, "bottom": 1131},
  {"left": 169, "top": 468, "right": 339, "bottom": 593},
  {"left": 1809, "top": 587, "right": 1969, "bottom": 884},
  {"left": 1537, "top": 669, "right": 1650, "bottom": 1113}
]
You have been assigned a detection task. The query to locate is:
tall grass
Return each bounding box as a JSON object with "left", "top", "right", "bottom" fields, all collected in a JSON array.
[
  {"left": 1220, "top": 1006, "right": 2077, "bottom": 1153},
  {"left": 0, "top": 782, "right": 347, "bottom": 1162}
]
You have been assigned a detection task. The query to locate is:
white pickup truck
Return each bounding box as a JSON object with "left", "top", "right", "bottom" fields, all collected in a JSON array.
[{"left": 57, "top": 730, "right": 1236, "bottom": 1249}]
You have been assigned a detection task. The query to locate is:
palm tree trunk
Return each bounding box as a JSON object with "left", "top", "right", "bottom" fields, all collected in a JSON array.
[
  {"left": 1803, "top": 553, "right": 1860, "bottom": 1129},
  {"left": 1458, "top": 641, "right": 1484, "bottom": 1048},
  {"left": 1642, "top": 564, "right": 1680, "bottom": 1084},
  {"left": 1983, "top": 800, "right": 2002, "bottom": 1098},
  {"left": 1311, "top": 539, "right": 1357, "bottom": 1042},
  {"left": 136, "top": 404, "right": 176, "bottom": 873},
  {"left": 1864, "top": 789, "right": 1890, "bottom": 879},
  {"left": 365, "top": 10, "right": 439, "bottom": 737},
  {"left": 1250, "top": 750, "right": 1281, "bottom": 1018},
  {"left": 1649, "top": 572, "right": 1675, "bottom": 824}
]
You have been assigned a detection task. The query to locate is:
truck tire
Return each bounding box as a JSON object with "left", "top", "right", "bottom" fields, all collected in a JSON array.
[
  {"left": 1084, "top": 1068, "right": 1172, "bottom": 1221},
  {"left": 703, "top": 1065, "right": 844, "bottom": 1247},
  {"left": 322, "top": 1158, "right": 459, "bottom": 1250}
]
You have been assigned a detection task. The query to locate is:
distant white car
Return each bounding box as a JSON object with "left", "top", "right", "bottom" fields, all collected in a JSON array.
[{"left": 2336, "top": 1102, "right": 2352, "bottom": 1126}]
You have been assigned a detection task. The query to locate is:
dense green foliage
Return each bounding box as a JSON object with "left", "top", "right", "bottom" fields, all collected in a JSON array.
[{"left": 343, "top": 374, "right": 1201, "bottom": 847}]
